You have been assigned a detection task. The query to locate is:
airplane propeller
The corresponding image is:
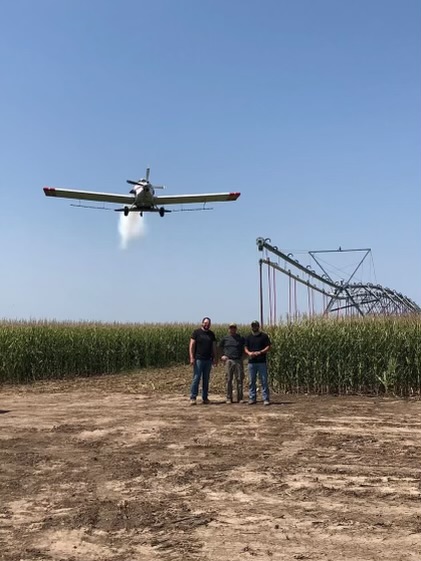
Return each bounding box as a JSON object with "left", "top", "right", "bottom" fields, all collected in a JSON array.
[
  {"left": 126, "top": 167, "right": 165, "bottom": 188},
  {"left": 127, "top": 179, "right": 144, "bottom": 186}
]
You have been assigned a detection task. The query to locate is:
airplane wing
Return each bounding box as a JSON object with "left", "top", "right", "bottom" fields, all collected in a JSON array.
[
  {"left": 43, "top": 187, "right": 134, "bottom": 205},
  {"left": 154, "top": 192, "right": 240, "bottom": 206}
]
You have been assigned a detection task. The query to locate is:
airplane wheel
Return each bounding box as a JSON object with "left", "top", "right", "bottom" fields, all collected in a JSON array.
[
  {"left": 124, "top": 207, "right": 129, "bottom": 217},
  {"left": 159, "top": 207, "right": 165, "bottom": 217}
]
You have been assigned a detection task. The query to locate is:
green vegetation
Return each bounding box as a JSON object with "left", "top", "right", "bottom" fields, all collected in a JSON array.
[
  {"left": 0, "top": 317, "right": 420, "bottom": 395},
  {"left": 267, "top": 316, "right": 421, "bottom": 396},
  {"left": 0, "top": 321, "right": 199, "bottom": 384}
]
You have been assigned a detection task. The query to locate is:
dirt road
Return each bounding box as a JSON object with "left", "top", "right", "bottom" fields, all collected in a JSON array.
[{"left": 1, "top": 368, "right": 420, "bottom": 560}]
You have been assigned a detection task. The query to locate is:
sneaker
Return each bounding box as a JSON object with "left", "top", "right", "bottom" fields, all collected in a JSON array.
[
  {"left": 248, "top": 400, "right": 257, "bottom": 405},
  {"left": 189, "top": 399, "right": 197, "bottom": 406},
  {"left": 263, "top": 400, "right": 270, "bottom": 406},
  {"left": 226, "top": 399, "right": 232, "bottom": 404},
  {"left": 202, "top": 398, "right": 210, "bottom": 405}
]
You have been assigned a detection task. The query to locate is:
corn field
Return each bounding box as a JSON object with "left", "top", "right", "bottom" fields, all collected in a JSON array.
[
  {"left": 267, "top": 316, "right": 421, "bottom": 396},
  {"left": 0, "top": 321, "right": 208, "bottom": 384},
  {"left": 0, "top": 317, "right": 420, "bottom": 395}
]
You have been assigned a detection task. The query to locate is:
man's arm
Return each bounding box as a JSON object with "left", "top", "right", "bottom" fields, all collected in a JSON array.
[
  {"left": 244, "top": 339, "right": 253, "bottom": 357},
  {"left": 245, "top": 336, "right": 271, "bottom": 359},
  {"left": 256, "top": 334, "right": 271, "bottom": 357},
  {"left": 218, "top": 337, "right": 224, "bottom": 354},
  {"left": 218, "top": 337, "right": 227, "bottom": 361},
  {"left": 240, "top": 337, "right": 246, "bottom": 359},
  {"left": 189, "top": 338, "right": 196, "bottom": 365},
  {"left": 255, "top": 344, "right": 271, "bottom": 358},
  {"left": 212, "top": 341, "right": 218, "bottom": 366}
]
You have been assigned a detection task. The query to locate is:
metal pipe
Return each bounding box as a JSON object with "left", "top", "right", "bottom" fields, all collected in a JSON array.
[{"left": 259, "top": 259, "right": 264, "bottom": 327}]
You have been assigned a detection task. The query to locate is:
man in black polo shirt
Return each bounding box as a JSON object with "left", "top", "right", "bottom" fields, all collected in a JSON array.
[
  {"left": 189, "top": 317, "right": 217, "bottom": 405},
  {"left": 245, "top": 320, "right": 271, "bottom": 405},
  {"left": 219, "top": 322, "right": 245, "bottom": 404}
]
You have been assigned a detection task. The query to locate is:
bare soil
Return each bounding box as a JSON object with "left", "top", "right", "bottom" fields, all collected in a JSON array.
[{"left": 1, "top": 366, "right": 420, "bottom": 561}]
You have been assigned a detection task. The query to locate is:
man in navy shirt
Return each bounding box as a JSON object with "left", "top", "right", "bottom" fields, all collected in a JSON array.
[
  {"left": 189, "top": 317, "right": 217, "bottom": 405},
  {"left": 244, "top": 320, "right": 271, "bottom": 405}
]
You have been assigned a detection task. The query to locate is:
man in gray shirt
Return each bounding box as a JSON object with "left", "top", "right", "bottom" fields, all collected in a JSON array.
[{"left": 219, "top": 323, "right": 245, "bottom": 404}]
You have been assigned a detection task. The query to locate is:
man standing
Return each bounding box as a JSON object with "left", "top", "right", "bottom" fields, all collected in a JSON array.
[
  {"left": 189, "top": 317, "right": 217, "bottom": 405},
  {"left": 219, "top": 323, "right": 245, "bottom": 404},
  {"left": 245, "top": 320, "right": 271, "bottom": 406}
]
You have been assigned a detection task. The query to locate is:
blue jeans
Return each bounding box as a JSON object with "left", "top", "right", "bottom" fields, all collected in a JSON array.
[
  {"left": 190, "top": 359, "right": 213, "bottom": 400},
  {"left": 248, "top": 362, "right": 270, "bottom": 402}
]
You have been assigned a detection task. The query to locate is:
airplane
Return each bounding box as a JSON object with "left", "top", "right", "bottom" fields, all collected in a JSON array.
[{"left": 43, "top": 168, "right": 241, "bottom": 217}]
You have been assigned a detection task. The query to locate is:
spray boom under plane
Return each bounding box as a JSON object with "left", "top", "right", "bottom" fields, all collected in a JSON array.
[{"left": 43, "top": 168, "right": 241, "bottom": 217}]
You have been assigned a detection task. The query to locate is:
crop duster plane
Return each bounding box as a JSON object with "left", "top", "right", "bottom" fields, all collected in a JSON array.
[{"left": 43, "top": 168, "right": 241, "bottom": 217}]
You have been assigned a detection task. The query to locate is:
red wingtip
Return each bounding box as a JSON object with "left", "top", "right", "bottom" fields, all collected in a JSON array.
[
  {"left": 43, "top": 187, "right": 56, "bottom": 196},
  {"left": 228, "top": 192, "right": 241, "bottom": 200}
]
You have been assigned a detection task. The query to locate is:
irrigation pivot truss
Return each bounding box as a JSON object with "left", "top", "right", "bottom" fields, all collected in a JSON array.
[{"left": 257, "top": 237, "right": 420, "bottom": 325}]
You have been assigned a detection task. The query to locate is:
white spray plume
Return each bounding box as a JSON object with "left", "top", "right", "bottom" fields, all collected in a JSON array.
[{"left": 118, "top": 213, "right": 146, "bottom": 249}]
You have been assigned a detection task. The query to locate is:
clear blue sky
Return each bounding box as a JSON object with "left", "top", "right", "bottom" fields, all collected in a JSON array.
[{"left": 1, "top": 0, "right": 420, "bottom": 324}]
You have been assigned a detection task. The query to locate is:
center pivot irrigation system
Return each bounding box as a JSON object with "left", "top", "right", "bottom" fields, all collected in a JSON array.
[{"left": 257, "top": 237, "right": 420, "bottom": 325}]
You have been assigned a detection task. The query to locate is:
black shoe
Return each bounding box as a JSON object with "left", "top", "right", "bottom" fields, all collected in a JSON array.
[{"left": 202, "top": 398, "right": 210, "bottom": 405}]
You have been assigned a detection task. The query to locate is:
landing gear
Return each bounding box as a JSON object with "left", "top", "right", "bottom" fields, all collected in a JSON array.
[
  {"left": 123, "top": 206, "right": 129, "bottom": 217},
  {"left": 159, "top": 207, "right": 165, "bottom": 217}
]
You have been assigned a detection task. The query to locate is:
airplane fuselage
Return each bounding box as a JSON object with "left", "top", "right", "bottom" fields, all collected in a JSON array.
[{"left": 129, "top": 184, "right": 156, "bottom": 208}]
